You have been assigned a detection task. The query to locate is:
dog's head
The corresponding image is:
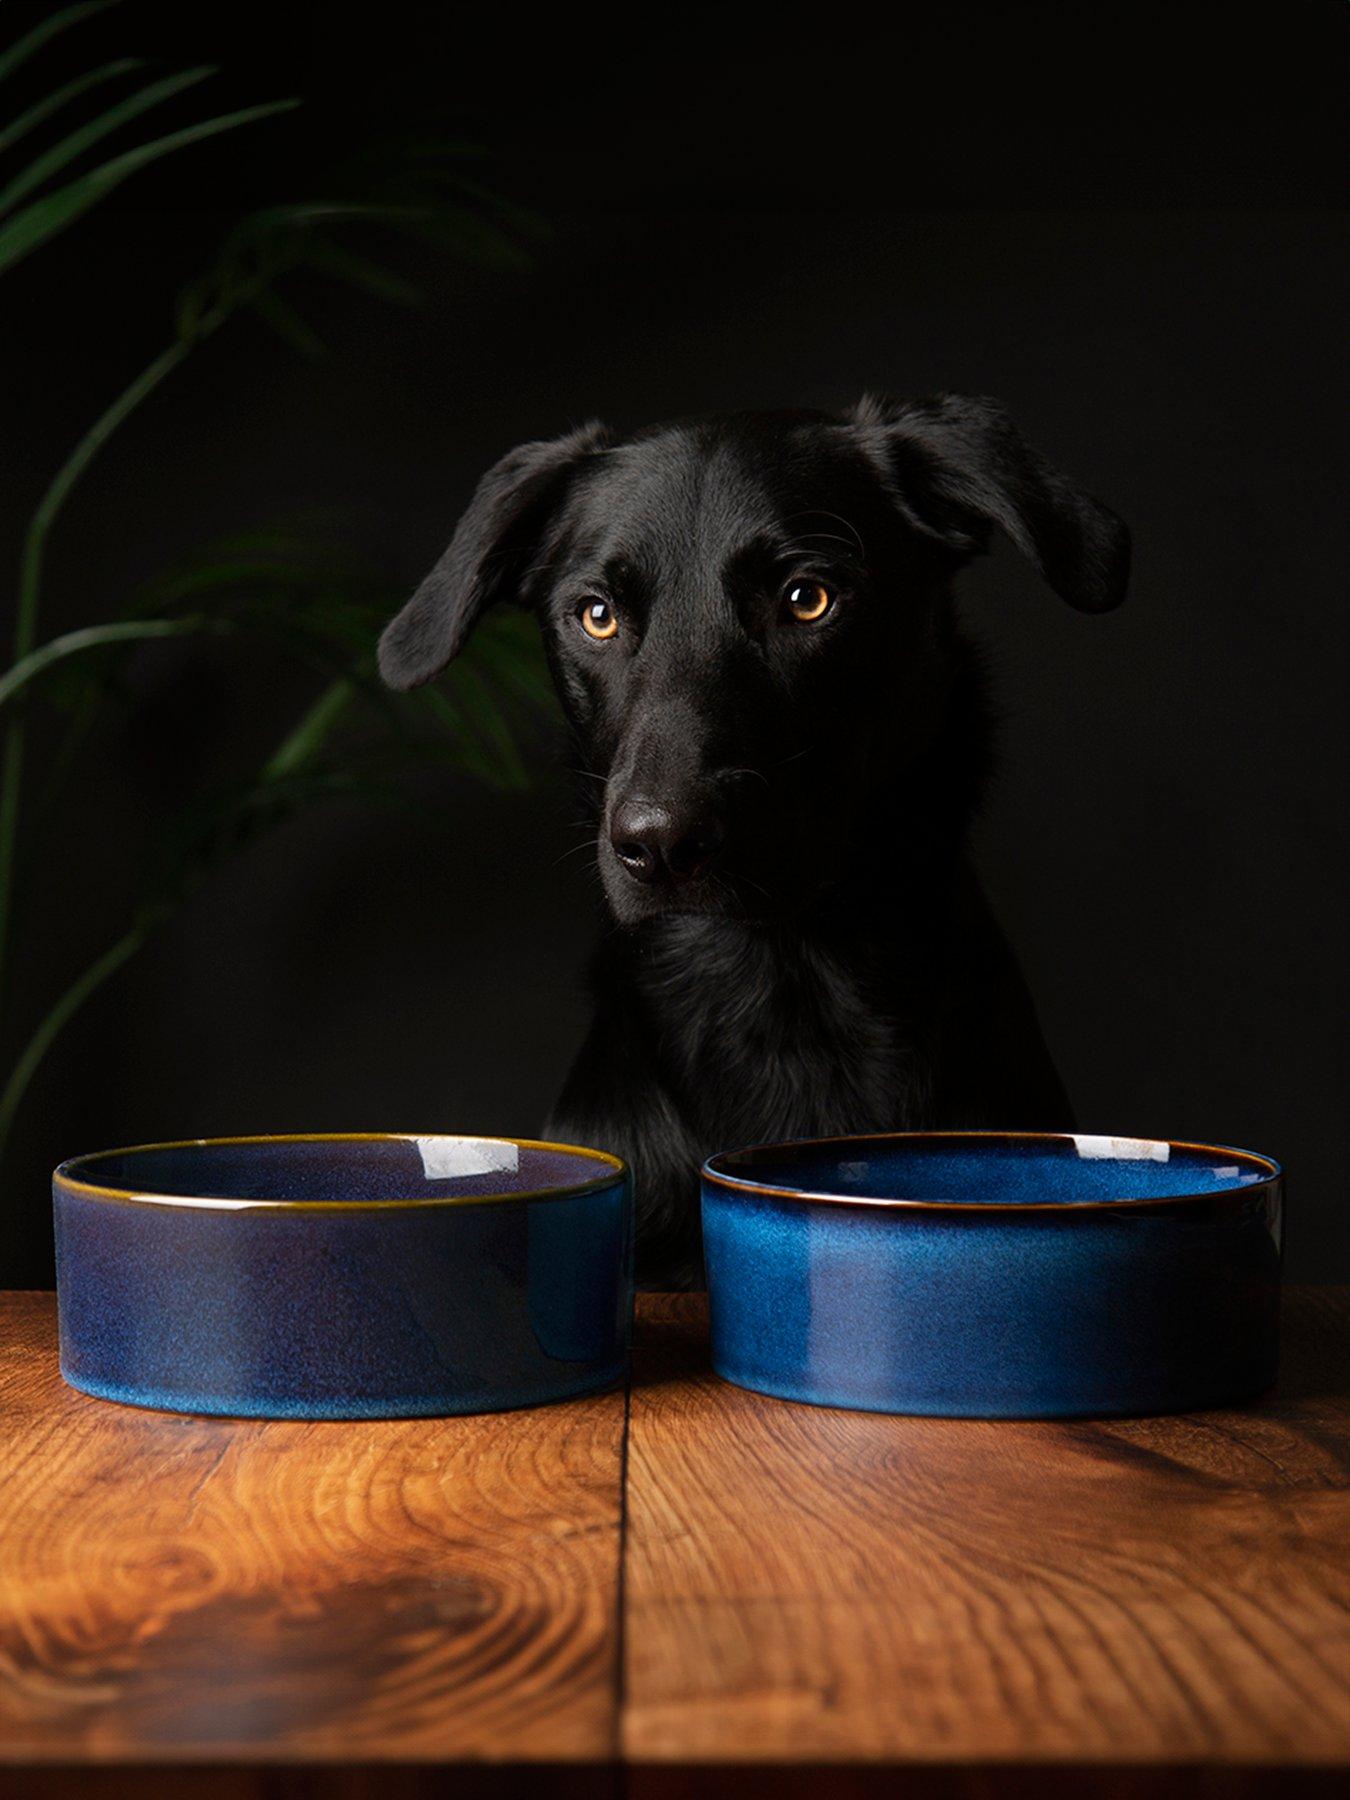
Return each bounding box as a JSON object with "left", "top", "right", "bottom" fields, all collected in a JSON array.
[{"left": 379, "top": 397, "right": 1129, "bottom": 925}]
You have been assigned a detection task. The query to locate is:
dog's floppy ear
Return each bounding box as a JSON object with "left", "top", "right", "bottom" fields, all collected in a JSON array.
[
  {"left": 378, "top": 420, "right": 610, "bottom": 689},
  {"left": 847, "top": 393, "right": 1129, "bottom": 612}
]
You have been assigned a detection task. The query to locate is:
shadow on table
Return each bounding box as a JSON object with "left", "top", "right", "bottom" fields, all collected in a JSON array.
[
  {"left": 5, "top": 1764, "right": 1344, "bottom": 1799},
  {"left": 1267, "top": 1290, "right": 1350, "bottom": 1407},
  {"left": 631, "top": 1292, "right": 713, "bottom": 1393},
  {"left": 631, "top": 1766, "right": 1347, "bottom": 1798}
]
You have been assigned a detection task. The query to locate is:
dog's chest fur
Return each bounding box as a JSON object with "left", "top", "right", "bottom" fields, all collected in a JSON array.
[
  {"left": 633, "top": 917, "right": 932, "bottom": 1146},
  {"left": 551, "top": 905, "right": 965, "bottom": 1287},
  {"left": 547, "top": 852, "right": 1075, "bottom": 1288}
]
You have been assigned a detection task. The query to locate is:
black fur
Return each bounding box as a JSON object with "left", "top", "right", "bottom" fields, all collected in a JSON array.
[{"left": 379, "top": 396, "right": 1130, "bottom": 1288}]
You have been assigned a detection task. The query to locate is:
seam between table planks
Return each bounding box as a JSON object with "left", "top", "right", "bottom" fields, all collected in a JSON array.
[{"left": 5, "top": 1291, "right": 1348, "bottom": 1787}]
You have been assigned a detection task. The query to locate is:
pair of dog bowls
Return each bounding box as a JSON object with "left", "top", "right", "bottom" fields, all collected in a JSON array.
[{"left": 53, "top": 1130, "right": 1282, "bottom": 1422}]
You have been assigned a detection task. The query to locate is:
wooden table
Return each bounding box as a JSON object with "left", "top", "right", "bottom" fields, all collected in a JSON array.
[{"left": 1, "top": 1290, "right": 1347, "bottom": 1798}]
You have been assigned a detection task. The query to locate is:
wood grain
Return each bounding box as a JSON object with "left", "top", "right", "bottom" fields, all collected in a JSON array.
[
  {"left": 623, "top": 1290, "right": 1350, "bottom": 1775},
  {"left": 0, "top": 1291, "right": 625, "bottom": 1784},
  {"left": 2, "top": 1289, "right": 1347, "bottom": 1798}
]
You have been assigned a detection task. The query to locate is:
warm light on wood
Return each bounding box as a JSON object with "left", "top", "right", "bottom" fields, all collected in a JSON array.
[{"left": 0, "top": 1290, "right": 1347, "bottom": 1796}]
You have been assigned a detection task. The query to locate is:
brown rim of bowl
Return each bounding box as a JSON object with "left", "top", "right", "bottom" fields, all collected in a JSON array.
[
  {"left": 701, "top": 1129, "right": 1282, "bottom": 1213},
  {"left": 53, "top": 1133, "right": 628, "bottom": 1212}
]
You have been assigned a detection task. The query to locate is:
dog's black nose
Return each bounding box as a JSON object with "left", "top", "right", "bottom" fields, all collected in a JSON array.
[{"left": 610, "top": 798, "right": 725, "bottom": 885}]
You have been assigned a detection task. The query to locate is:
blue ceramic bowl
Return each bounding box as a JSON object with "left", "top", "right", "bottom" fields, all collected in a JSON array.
[
  {"left": 55, "top": 1133, "right": 632, "bottom": 1419},
  {"left": 703, "top": 1132, "right": 1282, "bottom": 1418}
]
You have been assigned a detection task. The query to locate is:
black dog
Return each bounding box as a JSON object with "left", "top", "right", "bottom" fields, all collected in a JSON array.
[{"left": 379, "top": 395, "right": 1130, "bottom": 1288}]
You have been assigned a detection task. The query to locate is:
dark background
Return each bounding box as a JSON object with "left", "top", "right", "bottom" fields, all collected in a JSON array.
[{"left": 3, "top": 3, "right": 1346, "bottom": 1282}]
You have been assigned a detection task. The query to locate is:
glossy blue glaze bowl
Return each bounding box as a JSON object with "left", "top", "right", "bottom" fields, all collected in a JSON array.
[
  {"left": 55, "top": 1134, "right": 632, "bottom": 1419},
  {"left": 703, "top": 1132, "right": 1282, "bottom": 1418}
]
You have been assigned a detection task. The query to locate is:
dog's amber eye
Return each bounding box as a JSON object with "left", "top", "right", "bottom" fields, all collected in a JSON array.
[
  {"left": 784, "top": 580, "right": 835, "bottom": 624},
  {"left": 578, "top": 597, "right": 619, "bottom": 641}
]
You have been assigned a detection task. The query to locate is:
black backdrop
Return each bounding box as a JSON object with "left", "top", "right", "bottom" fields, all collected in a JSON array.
[{"left": 3, "top": 3, "right": 1346, "bottom": 1282}]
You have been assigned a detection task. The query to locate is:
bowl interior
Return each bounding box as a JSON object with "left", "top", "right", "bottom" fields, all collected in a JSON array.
[
  {"left": 705, "top": 1133, "right": 1277, "bottom": 1207},
  {"left": 58, "top": 1134, "right": 619, "bottom": 1206}
]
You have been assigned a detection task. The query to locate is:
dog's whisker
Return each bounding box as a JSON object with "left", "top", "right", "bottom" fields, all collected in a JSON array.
[
  {"left": 734, "top": 869, "right": 773, "bottom": 904},
  {"left": 549, "top": 837, "right": 603, "bottom": 870}
]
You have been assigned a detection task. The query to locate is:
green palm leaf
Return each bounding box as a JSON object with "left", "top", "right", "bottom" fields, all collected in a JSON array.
[
  {"left": 0, "top": 98, "right": 299, "bottom": 276},
  {"left": 0, "top": 66, "right": 216, "bottom": 215},
  {"left": 252, "top": 288, "right": 326, "bottom": 358},
  {"left": 0, "top": 2, "right": 119, "bottom": 85},
  {"left": 0, "top": 618, "right": 209, "bottom": 713},
  {"left": 0, "top": 58, "right": 143, "bottom": 159},
  {"left": 0, "top": 20, "right": 551, "bottom": 1170},
  {"left": 264, "top": 680, "right": 356, "bottom": 780},
  {"left": 301, "top": 238, "right": 423, "bottom": 305}
]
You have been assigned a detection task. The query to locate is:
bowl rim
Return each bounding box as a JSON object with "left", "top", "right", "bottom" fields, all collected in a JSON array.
[
  {"left": 53, "top": 1132, "right": 628, "bottom": 1212},
  {"left": 701, "top": 1129, "right": 1282, "bottom": 1213}
]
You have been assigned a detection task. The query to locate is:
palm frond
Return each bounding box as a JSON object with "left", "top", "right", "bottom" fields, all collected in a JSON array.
[
  {"left": 0, "top": 57, "right": 143, "bottom": 159},
  {"left": 21, "top": 527, "right": 557, "bottom": 798},
  {"left": 0, "top": 617, "right": 211, "bottom": 713},
  {"left": 251, "top": 287, "right": 326, "bottom": 358},
  {"left": 0, "top": 2, "right": 119, "bottom": 86},
  {"left": 0, "top": 65, "right": 215, "bottom": 215},
  {"left": 0, "top": 97, "right": 299, "bottom": 276},
  {"left": 0, "top": 24, "right": 551, "bottom": 1169},
  {"left": 264, "top": 679, "right": 356, "bottom": 780},
  {"left": 300, "top": 237, "right": 424, "bottom": 306}
]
